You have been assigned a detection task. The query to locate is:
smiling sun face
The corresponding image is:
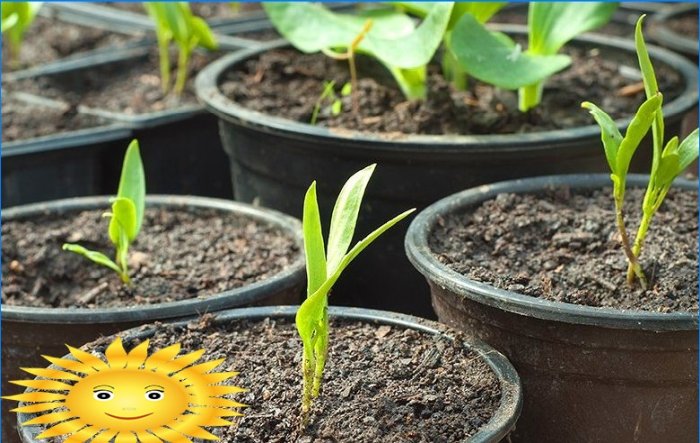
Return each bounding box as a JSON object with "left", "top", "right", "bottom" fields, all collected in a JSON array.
[{"left": 4, "top": 338, "right": 246, "bottom": 442}]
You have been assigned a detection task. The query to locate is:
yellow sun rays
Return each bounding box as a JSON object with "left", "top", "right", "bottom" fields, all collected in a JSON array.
[{"left": 3, "top": 337, "right": 246, "bottom": 443}]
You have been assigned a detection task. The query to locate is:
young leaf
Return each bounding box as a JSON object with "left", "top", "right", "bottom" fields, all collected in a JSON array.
[
  {"left": 677, "top": 129, "right": 699, "bottom": 172},
  {"left": 116, "top": 140, "right": 145, "bottom": 236},
  {"left": 326, "top": 164, "right": 375, "bottom": 274},
  {"left": 615, "top": 93, "right": 662, "bottom": 178},
  {"left": 62, "top": 244, "right": 122, "bottom": 276},
  {"left": 450, "top": 13, "right": 571, "bottom": 90},
  {"left": 303, "top": 182, "right": 327, "bottom": 296},
  {"left": 581, "top": 101, "right": 623, "bottom": 173},
  {"left": 191, "top": 16, "right": 218, "bottom": 50},
  {"left": 108, "top": 197, "right": 138, "bottom": 245}
]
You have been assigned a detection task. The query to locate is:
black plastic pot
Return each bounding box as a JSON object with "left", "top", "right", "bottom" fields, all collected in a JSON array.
[
  {"left": 405, "top": 174, "right": 698, "bottom": 443},
  {"left": 1, "top": 195, "right": 305, "bottom": 443},
  {"left": 650, "top": 3, "right": 699, "bottom": 61},
  {"left": 14, "top": 305, "right": 523, "bottom": 443},
  {"left": 2, "top": 92, "right": 133, "bottom": 208},
  {"left": 195, "top": 27, "right": 698, "bottom": 318}
]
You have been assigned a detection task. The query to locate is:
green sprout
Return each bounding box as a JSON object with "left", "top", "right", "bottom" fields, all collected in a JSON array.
[
  {"left": 582, "top": 15, "right": 698, "bottom": 289},
  {"left": 144, "top": 2, "right": 218, "bottom": 95},
  {"left": 1, "top": 1, "right": 42, "bottom": 68},
  {"left": 310, "top": 80, "right": 351, "bottom": 125},
  {"left": 296, "top": 165, "right": 414, "bottom": 423},
  {"left": 63, "top": 140, "right": 146, "bottom": 285}
]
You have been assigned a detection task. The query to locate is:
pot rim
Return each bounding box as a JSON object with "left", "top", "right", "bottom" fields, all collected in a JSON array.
[
  {"left": 1, "top": 195, "right": 305, "bottom": 324},
  {"left": 650, "top": 3, "right": 699, "bottom": 55},
  {"left": 405, "top": 173, "right": 699, "bottom": 331},
  {"left": 195, "top": 24, "right": 698, "bottom": 153},
  {"left": 16, "top": 305, "right": 523, "bottom": 443}
]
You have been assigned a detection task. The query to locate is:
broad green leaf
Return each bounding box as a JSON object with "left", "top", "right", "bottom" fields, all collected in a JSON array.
[
  {"left": 398, "top": 2, "right": 504, "bottom": 27},
  {"left": 326, "top": 164, "right": 375, "bottom": 274},
  {"left": 677, "top": 129, "right": 699, "bottom": 172},
  {"left": 191, "top": 16, "right": 218, "bottom": 50},
  {"left": 264, "top": 2, "right": 453, "bottom": 69},
  {"left": 108, "top": 197, "right": 138, "bottom": 245},
  {"left": 450, "top": 13, "right": 571, "bottom": 90},
  {"left": 528, "top": 2, "right": 618, "bottom": 55},
  {"left": 62, "top": 244, "right": 122, "bottom": 275},
  {"left": 303, "top": 182, "right": 327, "bottom": 297},
  {"left": 117, "top": 140, "right": 145, "bottom": 235},
  {"left": 581, "top": 101, "right": 623, "bottom": 173},
  {"left": 616, "top": 93, "right": 662, "bottom": 177}
]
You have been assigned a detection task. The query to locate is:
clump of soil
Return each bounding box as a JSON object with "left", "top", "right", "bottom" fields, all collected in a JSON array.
[
  {"left": 1, "top": 95, "right": 107, "bottom": 142},
  {"left": 13, "top": 49, "right": 221, "bottom": 114},
  {"left": 429, "top": 187, "right": 698, "bottom": 313},
  {"left": 69, "top": 315, "right": 504, "bottom": 442},
  {"left": 2, "top": 207, "right": 300, "bottom": 308},
  {"left": 221, "top": 41, "right": 683, "bottom": 136},
  {"left": 1, "top": 15, "right": 141, "bottom": 72}
]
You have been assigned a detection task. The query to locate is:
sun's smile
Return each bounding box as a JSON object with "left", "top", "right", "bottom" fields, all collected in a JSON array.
[
  {"left": 105, "top": 412, "right": 154, "bottom": 420},
  {"left": 4, "top": 337, "right": 247, "bottom": 442}
]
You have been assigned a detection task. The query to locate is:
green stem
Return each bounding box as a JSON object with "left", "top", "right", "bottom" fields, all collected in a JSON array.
[
  {"left": 441, "top": 42, "right": 467, "bottom": 91},
  {"left": 626, "top": 209, "right": 653, "bottom": 285},
  {"left": 156, "top": 36, "right": 171, "bottom": 95},
  {"left": 174, "top": 46, "right": 191, "bottom": 96},
  {"left": 614, "top": 191, "right": 647, "bottom": 289},
  {"left": 301, "top": 345, "right": 315, "bottom": 418},
  {"left": 311, "top": 312, "right": 328, "bottom": 398},
  {"left": 518, "top": 82, "right": 542, "bottom": 112}
]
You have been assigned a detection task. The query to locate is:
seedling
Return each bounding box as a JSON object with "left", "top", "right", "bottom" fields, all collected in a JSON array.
[
  {"left": 1, "top": 1, "right": 42, "bottom": 68},
  {"left": 310, "top": 81, "right": 351, "bottom": 125},
  {"left": 63, "top": 140, "right": 146, "bottom": 284},
  {"left": 582, "top": 16, "right": 698, "bottom": 289},
  {"left": 144, "top": 2, "right": 218, "bottom": 95},
  {"left": 296, "top": 165, "right": 414, "bottom": 423}
]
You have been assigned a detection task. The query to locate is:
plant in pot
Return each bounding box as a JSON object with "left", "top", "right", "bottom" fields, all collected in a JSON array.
[
  {"left": 195, "top": 1, "right": 698, "bottom": 318},
  {"left": 10, "top": 165, "right": 523, "bottom": 442},
  {"left": 1, "top": 138, "right": 305, "bottom": 443},
  {"left": 5, "top": 4, "right": 234, "bottom": 200},
  {"left": 405, "top": 17, "right": 698, "bottom": 442}
]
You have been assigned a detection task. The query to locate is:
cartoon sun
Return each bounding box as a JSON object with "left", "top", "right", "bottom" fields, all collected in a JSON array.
[{"left": 4, "top": 337, "right": 246, "bottom": 442}]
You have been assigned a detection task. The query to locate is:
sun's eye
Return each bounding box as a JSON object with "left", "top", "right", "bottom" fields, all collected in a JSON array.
[
  {"left": 145, "top": 390, "right": 164, "bottom": 401},
  {"left": 93, "top": 390, "right": 113, "bottom": 401}
]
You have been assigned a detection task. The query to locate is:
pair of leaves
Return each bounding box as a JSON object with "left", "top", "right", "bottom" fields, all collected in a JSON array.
[
  {"left": 296, "top": 165, "right": 414, "bottom": 405},
  {"left": 63, "top": 140, "right": 146, "bottom": 284},
  {"left": 144, "top": 2, "right": 217, "bottom": 51},
  {"left": 448, "top": 2, "right": 617, "bottom": 91}
]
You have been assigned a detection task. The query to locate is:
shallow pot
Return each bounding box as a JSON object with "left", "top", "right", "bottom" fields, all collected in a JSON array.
[
  {"left": 405, "top": 174, "right": 698, "bottom": 443},
  {"left": 14, "top": 305, "right": 523, "bottom": 443},
  {"left": 1, "top": 195, "right": 304, "bottom": 443},
  {"left": 195, "top": 26, "right": 698, "bottom": 318}
]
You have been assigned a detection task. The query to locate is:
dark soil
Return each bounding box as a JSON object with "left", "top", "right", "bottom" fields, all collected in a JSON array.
[
  {"left": 221, "top": 42, "right": 683, "bottom": 136},
  {"left": 1, "top": 95, "right": 106, "bottom": 142},
  {"left": 236, "top": 29, "right": 282, "bottom": 42},
  {"left": 1, "top": 14, "right": 141, "bottom": 72},
  {"left": 70, "top": 315, "right": 504, "bottom": 442},
  {"left": 13, "top": 49, "right": 220, "bottom": 114},
  {"left": 429, "top": 187, "right": 698, "bottom": 313},
  {"left": 2, "top": 207, "right": 300, "bottom": 308},
  {"left": 666, "top": 8, "right": 699, "bottom": 39}
]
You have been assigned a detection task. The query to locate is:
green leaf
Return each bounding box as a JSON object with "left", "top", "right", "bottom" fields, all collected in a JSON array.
[
  {"left": 264, "top": 2, "right": 453, "bottom": 69},
  {"left": 656, "top": 137, "right": 680, "bottom": 186},
  {"left": 615, "top": 93, "right": 663, "bottom": 177},
  {"left": 677, "top": 128, "right": 699, "bottom": 172},
  {"left": 581, "top": 101, "right": 623, "bottom": 173},
  {"left": 448, "top": 2, "right": 505, "bottom": 27},
  {"left": 331, "top": 100, "right": 342, "bottom": 116},
  {"left": 1, "top": 12, "right": 18, "bottom": 32},
  {"left": 635, "top": 15, "right": 664, "bottom": 158},
  {"left": 117, "top": 140, "right": 145, "bottom": 236},
  {"left": 326, "top": 164, "right": 375, "bottom": 274},
  {"left": 62, "top": 244, "right": 122, "bottom": 275},
  {"left": 340, "top": 82, "right": 352, "bottom": 97},
  {"left": 302, "top": 182, "right": 327, "bottom": 297},
  {"left": 108, "top": 197, "right": 138, "bottom": 245},
  {"left": 450, "top": 13, "right": 571, "bottom": 90},
  {"left": 191, "top": 16, "right": 218, "bottom": 50},
  {"left": 528, "top": 2, "right": 618, "bottom": 55}
]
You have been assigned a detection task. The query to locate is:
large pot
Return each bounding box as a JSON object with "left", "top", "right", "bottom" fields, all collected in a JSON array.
[
  {"left": 1, "top": 195, "right": 305, "bottom": 443},
  {"left": 195, "top": 26, "right": 698, "bottom": 318},
  {"left": 405, "top": 174, "right": 698, "bottom": 442},
  {"left": 14, "top": 306, "right": 523, "bottom": 443}
]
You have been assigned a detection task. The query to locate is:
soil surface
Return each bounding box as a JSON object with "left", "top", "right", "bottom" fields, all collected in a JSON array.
[
  {"left": 222, "top": 41, "right": 683, "bottom": 136},
  {"left": 63, "top": 315, "right": 503, "bottom": 442},
  {"left": 1, "top": 95, "right": 107, "bottom": 142},
  {"left": 13, "top": 49, "right": 220, "bottom": 114},
  {"left": 1, "top": 14, "right": 141, "bottom": 72},
  {"left": 666, "top": 8, "right": 699, "bottom": 39},
  {"left": 429, "top": 187, "right": 698, "bottom": 313},
  {"left": 2, "top": 207, "right": 300, "bottom": 308}
]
